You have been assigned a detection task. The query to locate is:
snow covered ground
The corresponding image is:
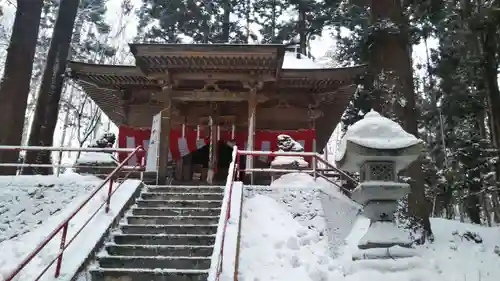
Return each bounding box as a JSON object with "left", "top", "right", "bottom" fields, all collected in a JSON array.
[
  {"left": 235, "top": 173, "right": 500, "bottom": 281},
  {"left": 0, "top": 173, "right": 142, "bottom": 281},
  {"left": 0, "top": 173, "right": 102, "bottom": 242}
]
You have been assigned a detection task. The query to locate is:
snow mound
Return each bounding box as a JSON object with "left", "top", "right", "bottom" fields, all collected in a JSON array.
[
  {"left": 239, "top": 174, "right": 499, "bottom": 281},
  {"left": 419, "top": 218, "right": 500, "bottom": 281},
  {"left": 75, "top": 152, "right": 117, "bottom": 165},
  {"left": 282, "top": 52, "right": 326, "bottom": 69},
  {"left": 342, "top": 216, "right": 500, "bottom": 281},
  {"left": 239, "top": 194, "right": 341, "bottom": 281},
  {"left": 270, "top": 173, "right": 360, "bottom": 209},
  {"left": 270, "top": 156, "right": 308, "bottom": 167},
  {"left": 343, "top": 257, "right": 443, "bottom": 281},
  {"left": 0, "top": 173, "right": 102, "bottom": 242},
  {"left": 270, "top": 172, "right": 317, "bottom": 187},
  {"left": 336, "top": 110, "right": 421, "bottom": 161}
]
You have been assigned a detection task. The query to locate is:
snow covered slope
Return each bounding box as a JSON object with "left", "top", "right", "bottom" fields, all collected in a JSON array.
[
  {"left": 0, "top": 173, "right": 102, "bottom": 242},
  {"left": 237, "top": 174, "right": 500, "bottom": 281},
  {"left": 0, "top": 173, "right": 142, "bottom": 281}
]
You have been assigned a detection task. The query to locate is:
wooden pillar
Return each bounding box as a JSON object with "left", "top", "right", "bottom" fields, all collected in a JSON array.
[
  {"left": 157, "top": 96, "right": 172, "bottom": 185},
  {"left": 207, "top": 115, "right": 218, "bottom": 184},
  {"left": 246, "top": 88, "right": 257, "bottom": 185}
]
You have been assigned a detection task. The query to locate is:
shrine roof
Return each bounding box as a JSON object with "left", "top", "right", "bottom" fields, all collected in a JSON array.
[
  {"left": 128, "top": 43, "right": 285, "bottom": 73},
  {"left": 66, "top": 43, "right": 367, "bottom": 129}
]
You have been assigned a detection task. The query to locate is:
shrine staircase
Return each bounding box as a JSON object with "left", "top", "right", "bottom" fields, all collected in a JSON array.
[{"left": 90, "top": 184, "right": 224, "bottom": 281}]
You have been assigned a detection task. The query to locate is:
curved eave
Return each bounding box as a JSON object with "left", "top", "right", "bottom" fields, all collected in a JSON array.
[
  {"left": 67, "top": 61, "right": 154, "bottom": 87},
  {"left": 74, "top": 80, "right": 126, "bottom": 126},
  {"left": 278, "top": 64, "right": 367, "bottom": 91}
]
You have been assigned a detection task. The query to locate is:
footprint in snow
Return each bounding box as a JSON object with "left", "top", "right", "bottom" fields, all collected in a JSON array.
[{"left": 286, "top": 236, "right": 300, "bottom": 250}]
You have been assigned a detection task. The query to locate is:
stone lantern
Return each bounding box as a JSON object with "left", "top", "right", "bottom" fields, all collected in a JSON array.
[{"left": 335, "top": 110, "right": 423, "bottom": 260}]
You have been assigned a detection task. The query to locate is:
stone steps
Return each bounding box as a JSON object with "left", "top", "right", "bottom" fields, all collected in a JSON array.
[
  {"left": 126, "top": 215, "right": 219, "bottom": 225},
  {"left": 89, "top": 184, "right": 224, "bottom": 281},
  {"left": 104, "top": 244, "right": 214, "bottom": 257},
  {"left": 148, "top": 186, "right": 223, "bottom": 194},
  {"left": 131, "top": 207, "right": 221, "bottom": 216},
  {"left": 119, "top": 224, "right": 218, "bottom": 235},
  {"left": 136, "top": 199, "right": 222, "bottom": 208},
  {"left": 91, "top": 268, "right": 208, "bottom": 281},
  {"left": 141, "top": 192, "right": 224, "bottom": 201},
  {"left": 97, "top": 256, "right": 211, "bottom": 270}
]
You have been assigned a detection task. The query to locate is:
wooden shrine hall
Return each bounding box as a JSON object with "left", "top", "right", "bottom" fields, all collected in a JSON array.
[{"left": 67, "top": 44, "right": 367, "bottom": 184}]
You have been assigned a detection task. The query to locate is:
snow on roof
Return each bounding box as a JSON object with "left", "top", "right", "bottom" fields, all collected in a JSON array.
[
  {"left": 336, "top": 110, "right": 422, "bottom": 161},
  {"left": 282, "top": 52, "right": 327, "bottom": 69}
]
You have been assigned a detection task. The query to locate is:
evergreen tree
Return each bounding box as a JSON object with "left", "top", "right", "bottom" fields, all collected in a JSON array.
[
  {"left": 135, "top": 0, "right": 246, "bottom": 44},
  {"left": 24, "top": 0, "right": 115, "bottom": 175},
  {"left": 334, "top": 0, "right": 500, "bottom": 227}
]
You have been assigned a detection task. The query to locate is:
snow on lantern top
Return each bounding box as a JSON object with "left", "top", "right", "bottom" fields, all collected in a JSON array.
[{"left": 335, "top": 110, "right": 423, "bottom": 173}]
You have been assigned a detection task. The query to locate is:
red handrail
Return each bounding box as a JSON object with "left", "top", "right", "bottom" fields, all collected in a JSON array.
[
  {"left": 208, "top": 146, "right": 240, "bottom": 281},
  {"left": 4, "top": 146, "right": 145, "bottom": 281}
]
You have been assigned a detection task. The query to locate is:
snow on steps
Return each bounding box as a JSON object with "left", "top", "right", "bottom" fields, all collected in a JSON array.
[{"left": 88, "top": 184, "right": 224, "bottom": 281}]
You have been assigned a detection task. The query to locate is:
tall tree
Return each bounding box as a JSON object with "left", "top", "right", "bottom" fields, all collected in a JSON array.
[
  {"left": 136, "top": 0, "right": 247, "bottom": 44},
  {"left": 368, "top": 0, "right": 433, "bottom": 241},
  {"left": 23, "top": 0, "right": 81, "bottom": 175},
  {"left": 0, "top": 0, "right": 44, "bottom": 175}
]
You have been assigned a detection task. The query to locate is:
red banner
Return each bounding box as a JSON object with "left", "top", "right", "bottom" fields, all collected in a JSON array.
[{"left": 118, "top": 125, "right": 315, "bottom": 164}]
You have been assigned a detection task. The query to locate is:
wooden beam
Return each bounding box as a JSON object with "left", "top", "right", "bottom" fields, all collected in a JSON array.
[
  {"left": 151, "top": 90, "right": 270, "bottom": 103},
  {"left": 136, "top": 63, "right": 274, "bottom": 70},
  {"left": 148, "top": 72, "right": 276, "bottom": 82}
]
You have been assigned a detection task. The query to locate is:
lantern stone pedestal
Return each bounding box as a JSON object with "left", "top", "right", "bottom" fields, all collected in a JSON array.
[{"left": 336, "top": 110, "right": 423, "bottom": 261}]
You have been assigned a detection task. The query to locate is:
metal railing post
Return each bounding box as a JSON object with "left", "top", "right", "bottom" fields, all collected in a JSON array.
[
  {"left": 312, "top": 155, "right": 317, "bottom": 180},
  {"left": 54, "top": 222, "right": 69, "bottom": 277},
  {"left": 105, "top": 179, "right": 113, "bottom": 213}
]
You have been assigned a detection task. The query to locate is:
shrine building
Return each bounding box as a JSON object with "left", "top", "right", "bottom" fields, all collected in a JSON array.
[{"left": 67, "top": 44, "right": 367, "bottom": 184}]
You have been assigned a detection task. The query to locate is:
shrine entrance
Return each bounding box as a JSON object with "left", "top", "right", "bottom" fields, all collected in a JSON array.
[{"left": 188, "top": 141, "right": 233, "bottom": 184}]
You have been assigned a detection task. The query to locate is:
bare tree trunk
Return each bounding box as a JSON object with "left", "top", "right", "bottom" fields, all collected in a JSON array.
[
  {"left": 24, "top": 0, "right": 81, "bottom": 175},
  {"left": 0, "top": 0, "right": 44, "bottom": 175}
]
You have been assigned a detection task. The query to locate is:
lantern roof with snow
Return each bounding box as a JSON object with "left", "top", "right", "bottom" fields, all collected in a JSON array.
[{"left": 335, "top": 110, "right": 422, "bottom": 173}]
